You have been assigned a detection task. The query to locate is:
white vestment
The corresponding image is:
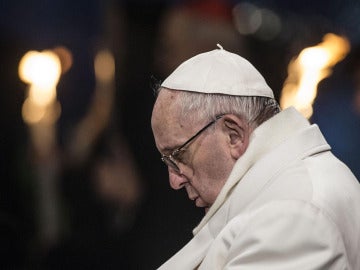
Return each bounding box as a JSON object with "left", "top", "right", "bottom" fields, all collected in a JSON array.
[{"left": 158, "top": 107, "right": 360, "bottom": 270}]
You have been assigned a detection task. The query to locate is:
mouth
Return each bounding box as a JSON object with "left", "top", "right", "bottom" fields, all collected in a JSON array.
[
  {"left": 189, "top": 196, "right": 201, "bottom": 206},
  {"left": 188, "top": 194, "right": 209, "bottom": 210},
  {"left": 190, "top": 197, "right": 210, "bottom": 213}
]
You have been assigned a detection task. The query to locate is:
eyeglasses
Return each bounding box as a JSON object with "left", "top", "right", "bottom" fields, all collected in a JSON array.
[{"left": 161, "top": 115, "right": 223, "bottom": 173}]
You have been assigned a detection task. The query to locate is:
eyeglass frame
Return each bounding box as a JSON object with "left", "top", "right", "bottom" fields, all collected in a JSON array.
[{"left": 161, "top": 115, "right": 224, "bottom": 173}]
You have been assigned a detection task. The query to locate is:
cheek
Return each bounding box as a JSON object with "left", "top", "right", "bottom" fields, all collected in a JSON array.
[
  {"left": 191, "top": 145, "right": 233, "bottom": 203},
  {"left": 198, "top": 139, "right": 232, "bottom": 178}
]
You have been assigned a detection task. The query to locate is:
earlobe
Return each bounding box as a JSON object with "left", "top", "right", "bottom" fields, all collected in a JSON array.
[{"left": 223, "top": 116, "right": 250, "bottom": 160}]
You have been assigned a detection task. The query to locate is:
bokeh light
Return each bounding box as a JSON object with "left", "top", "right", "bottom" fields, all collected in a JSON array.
[
  {"left": 281, "top": 33, "right": 350, "bottom": 118},
  {"left": 233, "top": 2, "right": 281, "bottom": 40},
  {"left": 94, "top": 49, "right": 115, "bottom": 82},
  {"left": 19, "top": 49, "right": 62, "bottom": 124}
]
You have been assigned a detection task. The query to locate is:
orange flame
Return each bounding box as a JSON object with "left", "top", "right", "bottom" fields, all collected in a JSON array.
[
  {"left": 19, "top": 50, "right": 62, "bottom": 124},
  {"left": 280, "top": 33, "right": 350, "bottom": 118}
]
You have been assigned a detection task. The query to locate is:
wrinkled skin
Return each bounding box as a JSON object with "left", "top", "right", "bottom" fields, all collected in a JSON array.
[{"left": 151, "top": 88, "right": 251, "bottom": 212}]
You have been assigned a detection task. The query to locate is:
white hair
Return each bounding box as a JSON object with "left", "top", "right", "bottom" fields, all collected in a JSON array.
[{"left": 158, "top": 88, "right": 280, "bottom": 129}]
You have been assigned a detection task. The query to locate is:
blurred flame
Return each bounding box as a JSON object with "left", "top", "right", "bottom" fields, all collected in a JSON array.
[
  {"left": 19, "top": 50, "right": 62, "bottom": 124},
  {"left": 94, "top": 49, "right": 115, "bottom": 82},
  {"left": 28, "top": 85, "right": 57, "bottom": 107},
  {"left": 22, "top": 98, "right": 61, "bottom": 125},
  {"left": 22, "top": 98, "right": 46, "bottom": 124},
  {"left": 280, "top": 33, "right": 350, "bottom": 118},
  {"left": 68, "top": 49, "right": 116, "bottom": 163},
  {"left": 52, "top": 46, "right": 73, "bottom": 74},
  {"left": 19, "top": 50, "right": 61, "bottom": 90}
]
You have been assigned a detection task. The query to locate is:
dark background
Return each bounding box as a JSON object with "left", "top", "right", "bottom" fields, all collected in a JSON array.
[{"left": 1, "top": 0, "right": 360, "bottom": 269}]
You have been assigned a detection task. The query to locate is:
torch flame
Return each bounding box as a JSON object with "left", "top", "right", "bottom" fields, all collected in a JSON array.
[
  {"left": 280, "top": 33, "right": 350, "bottom": 118},
  {"left": 19, "top": 50, "right": 62, "bottom": 124}
]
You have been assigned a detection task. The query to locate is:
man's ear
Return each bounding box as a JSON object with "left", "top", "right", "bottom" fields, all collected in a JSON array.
[{"left": 221, "top": 115, "right": 251, "bottom": 160}]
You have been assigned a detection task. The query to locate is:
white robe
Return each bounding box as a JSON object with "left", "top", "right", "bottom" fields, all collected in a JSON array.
[{"left": 158, "top": 107, "right": 360, "bottom": 270}]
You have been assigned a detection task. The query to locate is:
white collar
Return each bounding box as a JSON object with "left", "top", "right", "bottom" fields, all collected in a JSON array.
[{"left": 193, "top": 107, "right": 311, "bottom": 234}]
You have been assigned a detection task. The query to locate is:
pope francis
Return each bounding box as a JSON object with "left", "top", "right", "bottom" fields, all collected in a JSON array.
[{"left": 151, "top": 46, "right": 360, "bottom": 270}]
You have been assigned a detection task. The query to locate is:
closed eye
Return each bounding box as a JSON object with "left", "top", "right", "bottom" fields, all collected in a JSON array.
[{"left": 172, "top": 148, "right": 186, "bottom": 162}]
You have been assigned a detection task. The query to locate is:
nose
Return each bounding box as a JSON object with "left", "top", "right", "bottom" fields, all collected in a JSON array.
[{"left": 168, "top": 167, "right": 188, "bottom": 190}]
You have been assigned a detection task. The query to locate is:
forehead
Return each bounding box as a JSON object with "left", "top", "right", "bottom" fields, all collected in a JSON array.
[
  {"left": 152, "top": 89, "right": 181, "bottom": 125},
  {"left": 151, "top": 89, "right": 191, "bottom": 151}
]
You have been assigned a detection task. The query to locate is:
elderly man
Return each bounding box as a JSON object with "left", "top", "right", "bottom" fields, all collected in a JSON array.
[{"left": 151, "top": 45, "right": 360, "bottom": 269}]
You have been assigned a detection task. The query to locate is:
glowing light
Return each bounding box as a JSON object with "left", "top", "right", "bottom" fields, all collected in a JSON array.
[
  {"left": 53, "top": 46, "right": 73, "bottom": 74},
  {"left": 280, "top": 33, "right": 350, "bottom": 118},
  {"left": 19, "top": 49, "right": 62, "bottom": 124},
  {"left": 94, "top": 49, "right": 115, "bottom": 82},
  {"left": 19, "top": 50, "right": 61, "bottom": 90},
  {"left": 22, "top": 98, "right": 46, "bottom": 124},
  {"left": 28, "top": 85, "right": 57, "bottom": 107}
]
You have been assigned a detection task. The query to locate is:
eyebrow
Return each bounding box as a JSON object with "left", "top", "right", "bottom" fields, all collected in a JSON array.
[
  {"left": 163, "top": 142, "right": 187, "bottom": 153},
  {"left": 161, "top": 115, "right": 224, "bottom": 155},
  {"left": 160, "top": 134, "right": 189, "bottom": 154},
  {"left": 161, "top": 145, "right": 180, "bottom": 155},
  {"left": 161, "top": 147, "right": 174, "bottom": 154}
]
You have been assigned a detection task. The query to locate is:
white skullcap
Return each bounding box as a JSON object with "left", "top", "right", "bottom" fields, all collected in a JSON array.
[{"left": 161, "top": 44, "right": 274, "bottom": 98}]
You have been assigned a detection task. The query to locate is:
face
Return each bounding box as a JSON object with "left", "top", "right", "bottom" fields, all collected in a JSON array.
[{"left": 151, "top": 89, "right": 238, "bottom": 212}]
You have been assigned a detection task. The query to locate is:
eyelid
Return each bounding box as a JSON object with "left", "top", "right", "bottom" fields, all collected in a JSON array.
[
  {"left": 162, "top": 146, "right": 180, "bottom": 155},
  {"left": 172, "top": 147, "right": 186, "bottom": 159},
  {"left": 167, "top": 141, "right": 188, "bottom": 156}
]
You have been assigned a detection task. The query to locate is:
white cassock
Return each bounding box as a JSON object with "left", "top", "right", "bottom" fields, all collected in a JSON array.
[{"left": 158, "top": 107, "right": 360, "bottom": 270}]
